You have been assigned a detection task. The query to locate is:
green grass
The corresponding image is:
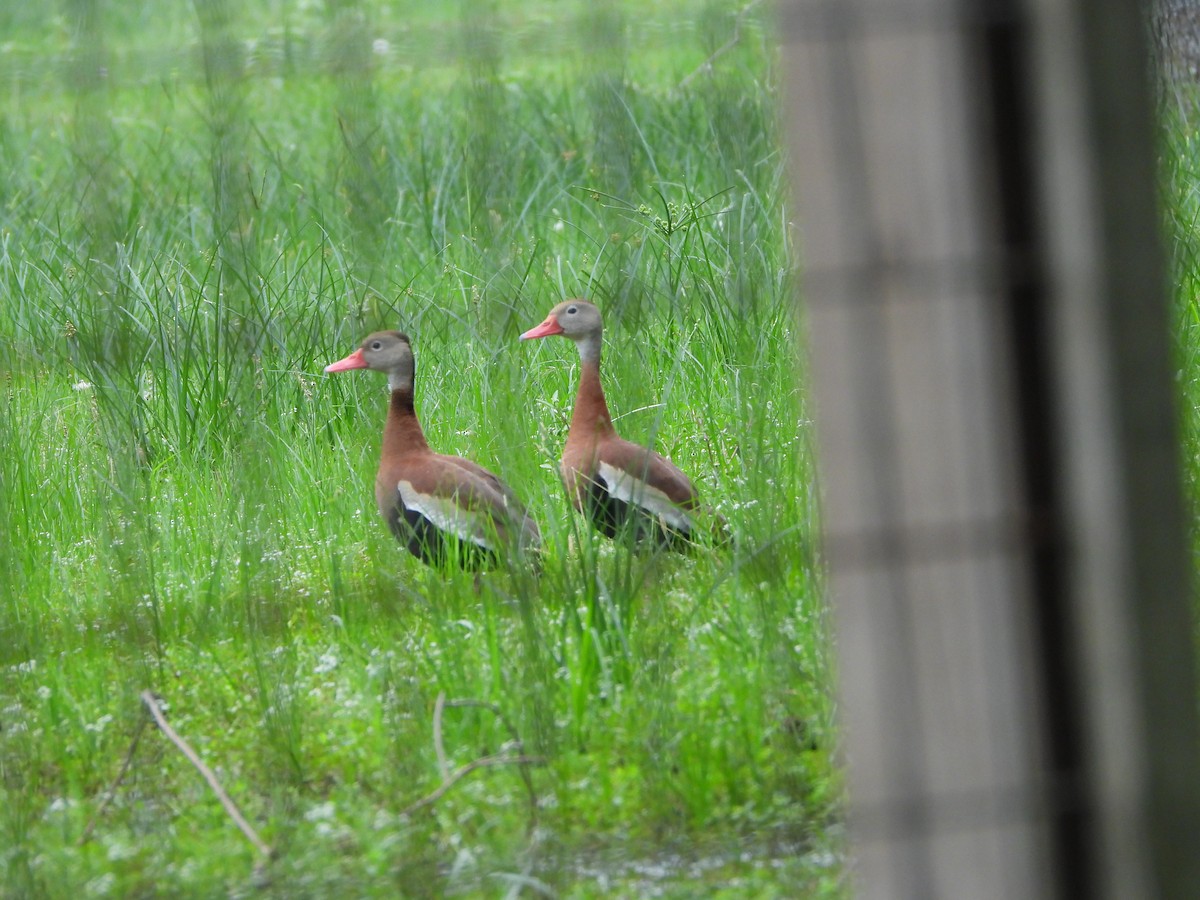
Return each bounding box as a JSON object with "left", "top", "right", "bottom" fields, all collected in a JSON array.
[
  {"left": 1162, "top": 89, "right": 1200, "bottom": 579},
  {"left": 0, "top": 1, "right": 844, "bottom": 896}
]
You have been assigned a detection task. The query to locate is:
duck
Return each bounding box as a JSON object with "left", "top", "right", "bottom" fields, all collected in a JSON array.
[
  {"left": 325, "top": 331, "right": 539, "bottom": 570},
  {"left": 520, "top": 299, "right": 710, "bottom": 548}
]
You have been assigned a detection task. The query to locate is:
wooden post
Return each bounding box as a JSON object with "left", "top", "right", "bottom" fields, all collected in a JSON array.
[{"left": 778, "top": 0, "right": 1200, "bottom": 896}]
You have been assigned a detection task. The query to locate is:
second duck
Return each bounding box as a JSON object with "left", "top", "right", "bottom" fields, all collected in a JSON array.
[{"left": 520, "top": 300, "right": 705, "bottom": 549}]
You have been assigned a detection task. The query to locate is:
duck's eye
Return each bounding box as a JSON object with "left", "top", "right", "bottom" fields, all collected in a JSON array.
[
  {"left": 566, "top": 305, "right": 578, "bottom": 315},
  {"left": 370, "top": 341, "right": 383, "bottom": 351}
]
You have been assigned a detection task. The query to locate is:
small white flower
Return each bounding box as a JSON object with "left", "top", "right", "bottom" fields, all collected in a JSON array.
[
  {"left": 72, "top": 380, "right": 93, "bottom": 391},
  {"left": 553, "top": 220, "right": 565, "bottom": 233},
  {"left": 36, "top": 685, "right": 51, "bottom": 700},
  {"left": 314, "top": 650, "right": 339, "bottom": 674},
  {"left": 85, "top": 872, "right": 116, "bottom": 896},
  {"left": 85, "top": 713, "right": 113, "bottom": 734},
  {"left": 372, "top": 38, "right": 390, "bottom": 55},
  {"left": 305, "top": 801, "right": 336, "bottom": 822},
  {"left": 106, "top": 839, "right": 138, "bottom": 861}
]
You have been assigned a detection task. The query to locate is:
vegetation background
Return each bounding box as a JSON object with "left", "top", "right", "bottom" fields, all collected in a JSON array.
[{"left": 0, "top": 0, "right": 842, "bottom": 896}]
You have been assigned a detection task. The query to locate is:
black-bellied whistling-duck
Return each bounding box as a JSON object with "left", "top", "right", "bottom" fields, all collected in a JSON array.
[
  {"left": 325, "top": 331, "right": 539, "bottom": 569},
  {"left": 520, "top": 300, "right": 707, "bottom": 548}
]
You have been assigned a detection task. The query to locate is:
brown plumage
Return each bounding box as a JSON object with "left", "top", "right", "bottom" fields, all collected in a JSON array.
[
  {"left": 520, "top": 300, "right": 708, "bottom": 548},
  {"left": 325, "top": 331, "right": 539, "bottom": 569}
]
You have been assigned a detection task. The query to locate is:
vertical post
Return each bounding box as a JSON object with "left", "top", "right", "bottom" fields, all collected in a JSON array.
[
  {"left": 1026, "top": 0, "right": 1200, "bottom": 895},
  {"left": 778, "top": 0, "right": 1200, "bottom": 896}
]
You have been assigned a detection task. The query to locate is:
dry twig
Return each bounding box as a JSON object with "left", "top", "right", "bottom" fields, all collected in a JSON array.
[
  {"left": 433, "top": 691, "right": 450, "bottom": 782},
  {"left": 443, "top": 698, "right": 523, "bottom": 747},
  {"left": 438, "top": 697, "right": 540, "bottom": 822},
  {"left": 400, "top": 753, "right": 546, "bottom": 818},
  {"left": 408, "top": 696, "right": 544, "bottom": 826},
  {"left": 676, "top": 0, "right": 765, "bottom": 91},
  {"left": 139, "top": 690, "right": 273, "bottom": 860}
]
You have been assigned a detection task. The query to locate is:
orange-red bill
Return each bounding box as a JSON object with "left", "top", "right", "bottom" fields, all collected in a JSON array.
[
  {"left": 324, "top": 348, "right": 368, "bottom": 373},
  {"left": 520, "top": 316, "right": 564, "bottom": 340}
]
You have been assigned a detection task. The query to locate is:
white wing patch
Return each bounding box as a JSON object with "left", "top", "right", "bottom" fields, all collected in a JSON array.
[
  {"left": 596, "top": 461, "right": 694, "bottom": 533},
  {"left": 397, "top": 480, "right": 496, "bottom": 550}
]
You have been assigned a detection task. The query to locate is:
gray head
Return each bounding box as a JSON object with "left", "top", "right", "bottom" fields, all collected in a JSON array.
[
  {"left": 325, "top": 331, "right": 415, "bottom": 393},
  {"left": 519, "top": 299, "right": 604, "bottom": 363}
]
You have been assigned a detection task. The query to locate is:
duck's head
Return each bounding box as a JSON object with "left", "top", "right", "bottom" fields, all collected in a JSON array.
[{"left": 326, "top": 331, "right": 415, "bottom": 392}]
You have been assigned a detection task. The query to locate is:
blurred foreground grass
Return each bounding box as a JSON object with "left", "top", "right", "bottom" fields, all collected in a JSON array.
[{"left": 0, "top": 0, "right": 846, "bottom": 896}]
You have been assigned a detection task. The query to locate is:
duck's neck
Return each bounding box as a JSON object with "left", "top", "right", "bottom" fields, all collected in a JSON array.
[
  {"left": 383, "top": 386, "right": 430, "bottom": 459},
  {"left": 568, "top": 337, "right": 614, "bottom": 440}
]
